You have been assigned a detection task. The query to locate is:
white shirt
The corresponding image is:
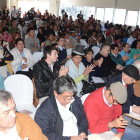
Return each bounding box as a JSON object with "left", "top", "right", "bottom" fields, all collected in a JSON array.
[
  {"left": 127, "top": 36, "right": 136, "bottom": 46},
  {"left": 56, "top": 98, "right": 78, "bottom": 136},
  {"left": 102, "top": 87, "right": 112, "bottom": 107},
  {"left": 58, "top": 45, "right": 64, "bottom": 51},
  {"left": 0, "top": 125, "right": 22, "bottom": 140}
]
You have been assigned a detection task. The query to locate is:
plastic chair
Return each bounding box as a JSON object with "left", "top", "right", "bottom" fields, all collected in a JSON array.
[
  {"left": 81, "top": 93, "right": 90, "bottom": 104},
  {"left": 4, "top": 74, "right": 36, "bottom": 119},
  {"left": 92, "top": 46, "right": 100, "bottom": 58},
  {"left": 33, "top": 52, "right": 43, "bottom": 63}
]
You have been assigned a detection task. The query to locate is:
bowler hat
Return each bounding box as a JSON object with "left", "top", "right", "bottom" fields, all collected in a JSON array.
[
  {"left": 72, "top": 45, "right": 85, "bottom": 56},
  {"left": 123, "top": 65, "right": 139, "bottom": 80}
]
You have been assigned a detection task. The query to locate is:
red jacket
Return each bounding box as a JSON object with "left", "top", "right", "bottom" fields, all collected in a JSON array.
[{"left": 84, "top": 87, "right": 125, "bottom": 134}]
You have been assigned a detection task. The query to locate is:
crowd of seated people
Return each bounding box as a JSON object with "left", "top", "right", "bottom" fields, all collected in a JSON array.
[{"left": 0, "top": 6, "right": 139, "bottom": 140}]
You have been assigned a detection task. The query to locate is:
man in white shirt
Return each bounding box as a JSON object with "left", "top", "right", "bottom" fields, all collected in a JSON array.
[
  {"left": 0, "top": 90, "right": 48, "bottom": 140},
  {"left": 127, "top": 31, "right": 137, "bottom": 46},
  {"left": 11, "top": 6, "right": 18, "bottom": 20}
]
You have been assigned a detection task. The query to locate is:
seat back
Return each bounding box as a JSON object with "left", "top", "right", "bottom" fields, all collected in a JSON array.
[
  {"left": 33, "top": 52, "right": 43, "bottom": 63},
  {"left": 92, "top": 46, "right": 100, "bottom": 58},
  {"left": 4, "top": 74, "right": 34, "bottom": 111}
]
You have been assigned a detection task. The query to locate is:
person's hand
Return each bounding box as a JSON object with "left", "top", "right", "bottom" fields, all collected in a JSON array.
[
  {"left": 21, "top": 64, "right": 27, "bottom": 70},
  {"left": 109, "top": 116, "right": 127, "bottom": 128},
  {"left": 23, "top": 138, "right": 29, "bottom": 140},
  {"left": 6, "top": 54, "right": 10, "bottom": 57},
  {"left": 22, "top": 57, "right": 27, "bottom": 63},
  {"left": 83, "top": 64, "right": 95, "bottom": 77},
  {"left": 79, "top": 132, "right": 87, "bottom": 139},
  {"left": 34, "top": 42, "right": 37, "bottom": 48},
  {"left": 116, "top": 64, "right": 123, "bottom": 70},
  {"left": 122, "top": 55, "right": 129, "bottom": 62},
  {"left": 71, "top": 133, "right": 87, "bottom": 140},
  {"left": 93, "top": 60, "right": 98, "bottom": 66},
  {"left": 97, "top": 57, "right": 103, "bottom": 67},
  {"left": 113, "top": 132, "right": 123, "bottom": 140},
  {"left": 41, "top": 42, "right": 45, "bottom": 49},
  {"left": 32, "top": 47, "right": 35, "bottom": 52},
  {"left": 132, "top": 106, "right": 140, "bottom": 115},
  {"left": 133, "top": 54, "right": 140, "bottom": 59},
  {"left": 67, "top": 54, "right": 72, "bottom": 58},
  {"left": 71, "top": 136, "right": 81, "bottom": 140},
  {"left": 59, "top": 66, "right": 69, "bottom": 77},
  {"left": 0, "top": 58, "right": 2, "bottom": 62}
]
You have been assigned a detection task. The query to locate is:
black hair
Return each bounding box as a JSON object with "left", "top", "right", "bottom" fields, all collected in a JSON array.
[
  {"left": 84, "top": 48, "right": 94, "bottom": 55},
  {"left": 15, "top": 38, "right": 24, "bottom": 45},
  {"left": 2, "top": 27, "right": 9, "bottom": 33},
  {"left": 131, "top": 40, "right": 140, "bottom": 49},
  {"left": 27, "top": 27, "right": 34, "bottom": 33},
  {"left": 43, "top": 43, "right": 58, "bottom": 59},
  {"left": 111, "top": 44, "right": 118, "bottom": 50}
]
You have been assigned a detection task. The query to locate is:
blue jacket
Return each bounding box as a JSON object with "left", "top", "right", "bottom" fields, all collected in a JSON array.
[
  {"left": 106, "top": 73, "right": 140, "bottom": 113},
  {"left": 35, "top": 93, "right": 88, "bottom": 140}
]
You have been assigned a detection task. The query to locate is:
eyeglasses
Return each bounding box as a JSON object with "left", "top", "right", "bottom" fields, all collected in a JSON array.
[{"left": 61, "top": 95, "right": 74, "bottom": 102}]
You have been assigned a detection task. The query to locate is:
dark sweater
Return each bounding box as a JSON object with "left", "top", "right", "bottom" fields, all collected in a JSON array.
[{"left": 94, "top": 53, "right": 116, "bottom": 77}]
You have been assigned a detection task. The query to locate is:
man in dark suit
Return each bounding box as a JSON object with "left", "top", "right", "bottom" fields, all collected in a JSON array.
[{"left": 107, "top": 65, "right": 140, "bottom": 114}]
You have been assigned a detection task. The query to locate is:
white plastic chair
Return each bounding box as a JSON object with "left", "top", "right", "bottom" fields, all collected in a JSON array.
[
  {"left": 92, "top": 46, "right": 100, "bottom": 58},
  {"left": 4, "top": 74, "right": 36, "bottom": 119},
  {"left": 33, "top": 52, "right": 43, "bottom": 63},
  {"left": 81, "top": 93, "right": 90, "bottom": 104}
]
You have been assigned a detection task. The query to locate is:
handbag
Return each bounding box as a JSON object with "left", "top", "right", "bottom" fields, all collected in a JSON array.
[{"left": 81, "top": 80, "right": 97, "bottom": 96}]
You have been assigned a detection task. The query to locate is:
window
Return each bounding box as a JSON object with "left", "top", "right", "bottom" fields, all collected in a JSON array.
[
  {"left": 114, "top": 9, "right": 126, "bottom": 25},
  {"left": 126, "top": 11, "right": 138, "bottom": 26},
  {"left": 59, "top": 5, "right": 95, "bottom": 20},
  {"left": 104, "top": 8, "right": 114, "bottom": 23},
  {"left": 85, "top": 7, "right": 96, "bottom": 20},
  {"left": 18, "top": 1, "right": 49, "bottom": 16},
  {"left": 96, "top": 8, "right": 104, "bottom": 21},
  {"left": 59, "top": 5, "right": 72, "bottom": 17},
  {"left": 137, "top": 11, "right": 140, "bottom": 26}
]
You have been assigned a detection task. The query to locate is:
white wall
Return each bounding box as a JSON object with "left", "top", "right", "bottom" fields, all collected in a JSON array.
[
  {"left": 17, "top": 0, "right": 140, "bottom": 15},
  {"left": 0, "top": 0, "right": 7, "bottom": 8},
  {"left": 116, "top": 0, "right": 140, "bottom": 10},
  {"left": 60, "top": 0, "right": 115, "bottom": 8},
  {"left": 60, "top": 0, "right": 140, "bottom": 10}
]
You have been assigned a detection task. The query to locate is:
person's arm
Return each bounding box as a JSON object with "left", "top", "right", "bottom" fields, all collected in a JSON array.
[
  {"left": 74, "top": 75, "right": 88, "bottom": 83},
  {"left": 25, "top": 49, "right": 35, "bottom": 68},
  {"left": 73, "top": 97, "right": 88, "bottom": 135},
  {"left": 122, "top": 85, "right": 134, "bottom": 113},
  {"left": 84, "top": 98, "right": 110, "bottom": 133},
  {"left": 25, "top": 38, "right": 31, "bottom": 50},
  {"left": 16, "top": 113, "right": 48, "bottom": 140},
  {"left": 33, "top": 65, "right": 54, "bottom": 98},
  {"left": 110, "top": 104, "right": 126, "bottom": 135},
  {"left": 11, "top": 50, "right": 22, "bottom": 73},
  {"left": 2, "top": 47, "right": 13, "bottom": 61}
]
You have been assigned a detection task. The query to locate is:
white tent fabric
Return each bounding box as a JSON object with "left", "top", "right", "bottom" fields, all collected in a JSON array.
[{"left": 4, "top": 74, "right": 36, "bottom": 119}]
